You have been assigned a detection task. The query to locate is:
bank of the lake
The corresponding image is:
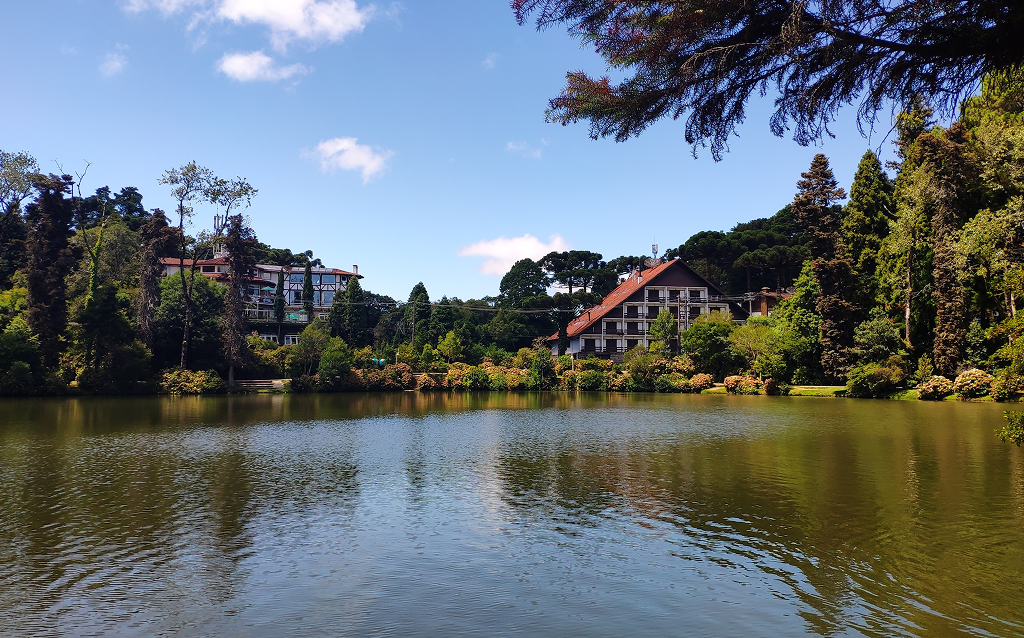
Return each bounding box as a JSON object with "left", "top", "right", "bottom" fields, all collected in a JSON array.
[{"left": 1, "top": 393, "right": 1021, "bottom": 637}]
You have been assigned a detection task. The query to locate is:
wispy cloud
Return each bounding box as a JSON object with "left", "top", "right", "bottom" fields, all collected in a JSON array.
[
  {"left": 312, "top": 137, "right": 393, "bottom": 183},
  {"left": 482, "top": 52, "right": 497, "bottom": 69},
  {"left": 458, "top": 234, "right": 569, "bottom": 276},
  {"left": 217, "top": 51, "right": 309, "bottom": 81},
  {"left": 505, "top": 140, "right": 545, "bottom": 159},
  {"left": 99, "top": 51, "right": 128, "bottom": 76},
  {"left": 126, "top": 0, "right": 371, "bottom": 51}
]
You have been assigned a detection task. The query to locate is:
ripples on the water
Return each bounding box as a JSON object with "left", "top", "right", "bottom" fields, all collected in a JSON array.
[{"left": 1, "top": 393, "right": 1022, "bottom": 637}]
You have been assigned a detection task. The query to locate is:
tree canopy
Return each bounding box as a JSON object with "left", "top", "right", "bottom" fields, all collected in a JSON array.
[{"left": 514, "top": 0, "right": 1024, "bottom": 157}]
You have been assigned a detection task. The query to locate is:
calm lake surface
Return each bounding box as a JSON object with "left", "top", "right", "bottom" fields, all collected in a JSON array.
[{"left": 1, "top": 393, "right": 1022, "bottom": 637}]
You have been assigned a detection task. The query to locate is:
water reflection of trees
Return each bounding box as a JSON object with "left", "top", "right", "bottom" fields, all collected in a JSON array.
[
  {"left": 494, "top": 400, "right": 1024, "bottom": 637},
  {"left": 0, "top": 398, "right": 363, "bottom": 633}
]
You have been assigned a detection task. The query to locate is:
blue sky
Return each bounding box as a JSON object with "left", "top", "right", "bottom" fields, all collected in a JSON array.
[{"left": 2, "top": 0, "right": 906, "bottom": 301}]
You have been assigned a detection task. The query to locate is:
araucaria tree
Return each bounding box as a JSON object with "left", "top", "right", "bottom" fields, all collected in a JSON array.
[
  {"left": 514, "top": 0, "right": 1024, "bottom": 158},
  {"left": 792, "top": 154, "right": 854, "bottom": 381},
  {"left": 24, "top": 174, "right": 78, "bottom": 367}
]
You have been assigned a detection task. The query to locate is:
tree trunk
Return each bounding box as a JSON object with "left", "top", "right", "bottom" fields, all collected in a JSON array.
[
  {"left": 904, "top": 241, "right": 913, "bottom": 348},
  {"left": 178, "top": 257, "right": 193, "bottom": 369}
]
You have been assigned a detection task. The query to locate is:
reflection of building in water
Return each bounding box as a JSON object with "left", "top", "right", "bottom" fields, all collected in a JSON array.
[{"left": 547, "top": 258, "right": 748, "bottom": 360}]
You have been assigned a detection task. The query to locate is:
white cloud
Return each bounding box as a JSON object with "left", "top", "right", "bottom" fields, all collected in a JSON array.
[
  {"left": 313, "top": 137, "right": 392, "bottom": 183},
  {"left": 100, "top": 52, "right": 128, "bottom": 76},
  {"left": 126, "top": 0, "right": 371, "bottom": 50},
  {"left": 217, "top": 51, "right": 309, "bottom": 81},
  {"left": 506, "top": 140, "right": 542, "bottom": 159},
  {"left": 458, "top": 234, "right": 570, "bottom": 276},
  {"left": 482, "top": 52, "right": 497, "bottom": 69}
]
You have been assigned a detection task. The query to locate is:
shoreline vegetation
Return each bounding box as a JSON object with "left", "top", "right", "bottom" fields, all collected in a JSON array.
[{"left": 6, "top": 73, "right": 1024, "bottom": 448}]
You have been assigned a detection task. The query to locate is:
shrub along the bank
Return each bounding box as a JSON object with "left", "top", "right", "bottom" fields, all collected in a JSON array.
[
  {"left": 998, "top": 412, "right": 1024, "bottom": 446},
  {"left": 917, "top": 376, "right": 954, "bottom": 401},
  {"left": 953, "top": 369, "right": 994, "bottom": 400},
  {"left": 846, "top": 356, "right": 908, "bottom": 398},
  {"left": 160, "top": 368, "right": 225, "bottom": 395},
  {"left": 724, "top": 375, "right": 762, "bottom": 395}
]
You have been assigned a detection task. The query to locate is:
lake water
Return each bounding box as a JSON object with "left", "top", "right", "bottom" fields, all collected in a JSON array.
[{"left": 1, "top": 393, "right": 1022, "bottom": 637}]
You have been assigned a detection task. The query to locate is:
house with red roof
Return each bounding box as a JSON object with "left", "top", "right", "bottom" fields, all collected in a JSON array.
[{"left": 547, "top": 258, "right": 748, "bottom": 359}]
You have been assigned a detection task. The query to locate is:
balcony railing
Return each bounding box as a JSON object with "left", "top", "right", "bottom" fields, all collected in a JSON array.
[{"left": 243, "top": 309, "right": 309, "bottom": 323}]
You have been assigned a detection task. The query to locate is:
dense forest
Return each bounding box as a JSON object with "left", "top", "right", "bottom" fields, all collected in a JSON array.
[{"left": 2, "top": 71, "right": 1024, "bottom": 431}]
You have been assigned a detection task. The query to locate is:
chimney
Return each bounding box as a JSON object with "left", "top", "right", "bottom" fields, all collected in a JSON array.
[{"left": 353, "top": 264, "right": 358, "bottom": 275}]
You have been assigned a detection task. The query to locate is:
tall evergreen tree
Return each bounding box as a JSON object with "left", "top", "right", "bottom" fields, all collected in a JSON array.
[
  {"left": 792, "top": 154, "right": 854, "bottom": 381},
  {"left": 24, "top": 174, "right": 78, "bottom": 368},
  {"left": 842, "top": 150, "right": 893, "bottom": 313},
  {"left": 302, "top": 261, "right": 314, "bottom": 321},
  {"left": 135, "top": 210, "right": 177, "bottom": 349},
  {"left": 274, "top": 270, "right": 285, "bottom": 343},
  {"left": 0, "top": 150, "right": 38, "bottom": 287},
  {"left": 499, "top": 258, "right": 548, "bottom": 306},
  {"left": 344, "top": 276, "right": 369, "bottom": 347},
  {"left": 222, "top": 214, "right": 258, "bottom": 385},
  {"left": 406, "top": 282, "right": 431, "bottom": 351}
]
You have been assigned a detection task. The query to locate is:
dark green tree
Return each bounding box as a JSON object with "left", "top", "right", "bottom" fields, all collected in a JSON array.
[
  {"left": 135, "top": 210, "right": 177, "bottom": 349},
  {"left": 23, "top": 174, "right": 78, "bottom": 368},
  {"left": 342, "top": 276, "right": 369, "bottom": 347},
  {"left": 499, "top": 258, "right": 549, "bottom": 306},
  {"left": 406, "top": 282, "right": 431, "bottom": 352},
  {"left": 0, "top": 150, "right": 37, "bottom": 287},
  {"left": 302, "top": 261, "right": 314, "bottom": 320},
  {"left": 514, "top": 0, "right": 1024, "bottom": 157},
  {"left": 274, "top": 270, "right": 285, "bottom": 343},
  {"left": 792, "top": 154, "right": 854, "bottom": 381},
  {"left": 152, "top": 275, "right": 225, "bottom": 371},
  {"left": 222, "top": 214, "right": 258, "bottom": 385},
  {"left": 842, "top": 150, "right": 894, "bottom": 312}
]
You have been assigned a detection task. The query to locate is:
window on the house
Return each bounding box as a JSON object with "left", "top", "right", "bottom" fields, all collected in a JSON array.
[
  {"left": 689, "top": 289, "right": 703, "bottom": 299},
  {"left": 202, "top": 265, "right": 215, "bottom": 273},
  {"left": 320, "top": 274, "right": 336, "bottom": 285},
  {"left": 284, "top": 335, "right": 300, "bottom": 345},
  {"left": 260, "top": 335, "right": 278, "bottom": 344},
  {"left": 289, "top": 273, "right": 304, "bottom": 283},
  {"left": 323, "top": 291, "right": 334, "bottom": 306}
]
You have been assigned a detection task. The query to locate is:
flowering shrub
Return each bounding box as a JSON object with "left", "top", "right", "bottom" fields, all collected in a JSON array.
[
  {"left": 417, "top": 375, "right": 438, "bottom": 391},
  {"left": 724, "top": 375, "right": 762, "bottom": 395},
  {"left": 667, "top": 356, "right": 695, "bottom": 376},
  {"left": 990, "top": 372, "right": 1024, "bottom": 402},
  {"left": 160, "top": 368, "right": 225, "bottom": 395},
  {"left": 763, "top": 378, "right": 790, "bottom": 396},
  {"left": 444, "top": 363, "right": 490, "bottom": 390},
  {"left": 576, "top": 356, "right": 613, "bottom": 372},
  {"left": 606, "top": 371, "right": 632, "bottom": 392},
  {"left": 917, "top": 376, "right": 954, "bottom": 401},
  {"left": 688, "top": 373, "right": 714, "bottom": 392},
  {"left": 953, "top": 369, "right": 994, "bottom": 400},
  {"left": 654, "top": 373, "right": 689, "bottom": 393}
]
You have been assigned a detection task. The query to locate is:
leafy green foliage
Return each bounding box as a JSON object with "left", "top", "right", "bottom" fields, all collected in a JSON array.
[
  {"left": 846, "top": 357, "right": 909, "bottom": 398},
  {"left": 159, "top": 368, "right": 225, "bottom": 395},
  {"left": 997, "top": 412, "right": 1024, "bottom": 446},
  {"left": 680, "top": 311, "right": 738, "bottom": 380}
]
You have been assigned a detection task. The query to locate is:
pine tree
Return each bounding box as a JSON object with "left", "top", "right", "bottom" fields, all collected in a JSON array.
[
  {"left": 343, "top": 275, "right": 368, "bottom": 347},
  {"left": 274, "top": 270, "right": 285, "bottom": 343},
  {"left": 406, "top": 282, "right": 431, "bottom": 352},
  {"left": 792, "top": 154, "right": 855, "bottom": 381},
  {"left": 302, "top": 261, "right": 314, "bottom": 321},
  {"left": 24, "top": 174, "right": 77, "bottom": 368},
  {"left": 842, "top": 150, "right": 893, "bottom": 312},
  {"left": 135, "top": 210, "right": 176, "bottom": 349}
]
